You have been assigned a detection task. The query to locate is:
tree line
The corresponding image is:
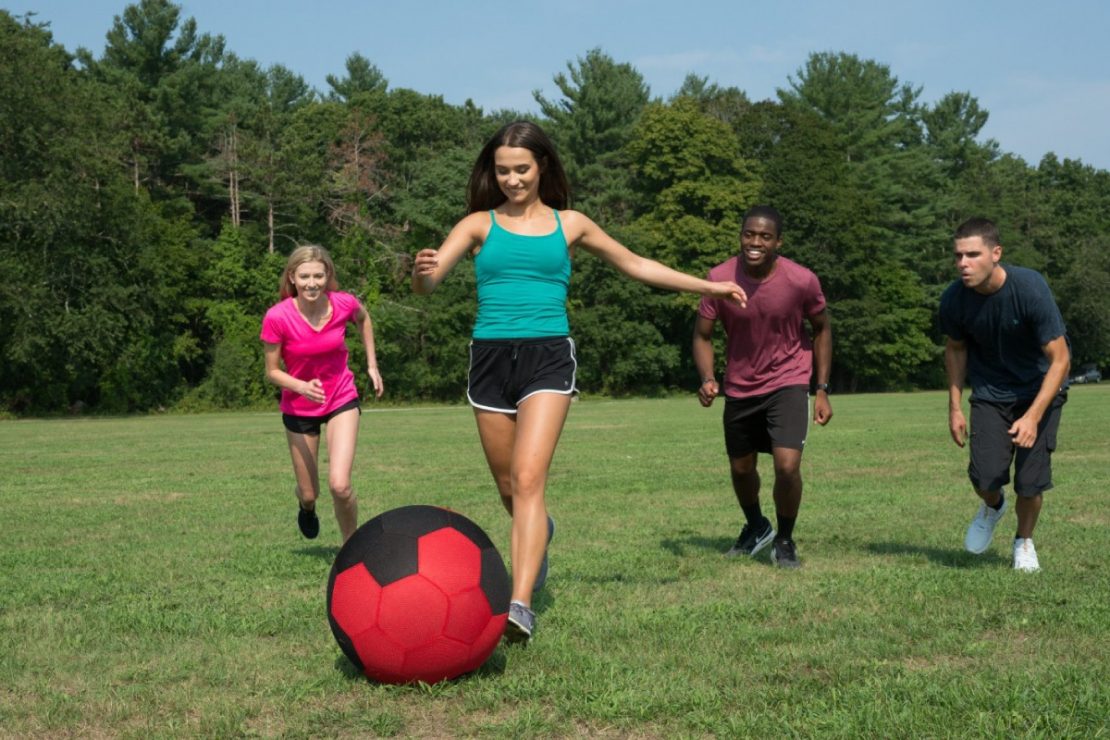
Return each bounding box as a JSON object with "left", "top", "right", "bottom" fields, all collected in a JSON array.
[{"left": 3, "top": 1, "right": 1109, "bottom": 416}]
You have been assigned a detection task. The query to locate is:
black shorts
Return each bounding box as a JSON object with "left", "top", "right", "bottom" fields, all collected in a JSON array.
[
  {"left": 467, "top": 337, "right": 577, "bottom": 413},
  {"left": 723, "top": 385, "right": 810, "bottom": 458},
  {"left": 282, "top": 398, "right": 361, "bottom": 436},
  {"left": 968, "top": 392, "right": 1066, "bottom": 497}
]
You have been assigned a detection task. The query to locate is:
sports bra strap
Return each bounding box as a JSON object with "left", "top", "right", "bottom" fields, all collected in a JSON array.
[{"left": 489, "top": 209, "right": 561, "bottom": 226}]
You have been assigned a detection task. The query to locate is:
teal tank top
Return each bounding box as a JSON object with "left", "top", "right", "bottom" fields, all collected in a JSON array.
[{"left": 472, "top": 210, "right": 572, "bottom": 339}]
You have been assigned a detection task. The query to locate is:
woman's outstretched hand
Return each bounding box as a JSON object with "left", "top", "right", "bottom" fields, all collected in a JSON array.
[{"left": 710, "top": 281, "right": 747, "bottom": 308}]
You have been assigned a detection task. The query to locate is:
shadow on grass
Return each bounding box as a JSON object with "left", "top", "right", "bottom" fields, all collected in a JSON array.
[
  {"left": 294, "top": 544, "right": 340, "bottom": 561},
  {"left": 866, "top": 541, "right": 1009, "bottom": 568},
  {"left": 530, "top": 587, "right": 555, "bottom": 615},
  {"left": 660, "top": 532, "right": 731, "bottom": 558},
  {"left": 572, "top": 570, "right": 684, "bottom": 584}
]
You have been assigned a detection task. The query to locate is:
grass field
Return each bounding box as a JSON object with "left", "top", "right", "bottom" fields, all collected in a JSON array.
[{"left": 2, "top": 388, "right": 1108, "bottom": 738}]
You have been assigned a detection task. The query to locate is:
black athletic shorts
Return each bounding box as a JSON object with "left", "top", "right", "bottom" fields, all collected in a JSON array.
[
  {"left": 723, "top": 385, "right": 810, "bottom": 458},
  {"left": 968, "top": 392, "right": 1066, "bottom": 497},
  {"left": 467, "top": 337, "right": 577, "bottom": 413},
  {"left": 282, "top": 397, "right": 361, "bottom": 436}
]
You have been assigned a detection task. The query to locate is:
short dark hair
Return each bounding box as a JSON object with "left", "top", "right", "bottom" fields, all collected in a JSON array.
[
  {"left": 954, "top": 217, "right": 1000, "bottom": 247},
  {"left": 466, "top": 121, "right": 571, "bottom": 213},
  {"left": 742, "top": 205, "right": 783, "bottom": 237}
]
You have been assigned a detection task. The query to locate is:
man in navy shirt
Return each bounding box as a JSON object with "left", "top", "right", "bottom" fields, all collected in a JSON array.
[{"left": 939, "top": 218, "right": 1070, "bottom": 572}]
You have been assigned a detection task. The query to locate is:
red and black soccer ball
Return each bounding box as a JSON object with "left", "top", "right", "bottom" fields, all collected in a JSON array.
[{"left": 327, "top": 505, "right": 511, "bottom": 684}]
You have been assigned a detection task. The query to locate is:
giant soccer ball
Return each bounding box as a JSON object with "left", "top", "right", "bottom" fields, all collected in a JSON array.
[{"left": 327, "top": 505, "right": 511, "bottom": 684}]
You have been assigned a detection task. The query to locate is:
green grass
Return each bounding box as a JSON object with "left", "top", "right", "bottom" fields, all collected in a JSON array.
[{"left": 2, "top": 388, "right": 1108, "bottom": 738}]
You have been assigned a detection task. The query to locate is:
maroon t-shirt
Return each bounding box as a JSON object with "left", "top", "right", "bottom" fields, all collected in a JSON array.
[{"left": 698, "top": 256, "right": 826, "bottom": 399}]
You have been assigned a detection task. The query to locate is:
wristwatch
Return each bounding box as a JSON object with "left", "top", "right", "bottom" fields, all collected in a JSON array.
[{"left": 815, "top": 383, "right": 830, "bottom": 393}]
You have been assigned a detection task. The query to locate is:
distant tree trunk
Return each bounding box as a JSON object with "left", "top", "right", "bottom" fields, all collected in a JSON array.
[
  {"left": 131, "top": 139, "right": 141, "bottom": 193},
  {"left": 225, "top": 123, "right": 241, "bottom": 227},
  {"left": 268, "top": 201, "right": 275, "bottom": 253}
]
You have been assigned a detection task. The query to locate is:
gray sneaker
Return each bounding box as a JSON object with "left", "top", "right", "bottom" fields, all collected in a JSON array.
[
  {"left": 504, "top": 601, "right": 535, "bottom": 644},
  {"left": 965, "top": 493, "right": 1007, "bottom": 554},
  {"left": 533, "top": 515, "right": 556, "bottom": 592},
  {"left": 771, "top": 538, "right": 801, "bottom": 569},
  {"left": 726, "top": 517, "right": 775, "bottom": 558}
]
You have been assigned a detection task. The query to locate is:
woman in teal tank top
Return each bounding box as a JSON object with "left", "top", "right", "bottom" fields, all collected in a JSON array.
[
  {"left": 472, "top": 208, "right": 571, "bottom": 339},
  {"left": 412, "top": 121, "right": 748, "bottom": 645}
]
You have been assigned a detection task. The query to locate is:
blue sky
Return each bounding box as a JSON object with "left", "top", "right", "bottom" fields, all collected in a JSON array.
[{"left": 16, "top": 0, "right": 1110, "bottom": 170}]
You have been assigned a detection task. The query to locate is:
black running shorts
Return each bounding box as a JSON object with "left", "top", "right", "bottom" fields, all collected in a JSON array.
[
  {"left": 968, "top": 392, "right": 1066, "bottom": 497},
  {"left": 282, "top": 397, "right": 361, "bottom": 436},
  {"left": 722, "top": 385, "right": 810, "bottom": 457},
  {"left": 467, "top": 337, "right": 577, "bottom": 413}
]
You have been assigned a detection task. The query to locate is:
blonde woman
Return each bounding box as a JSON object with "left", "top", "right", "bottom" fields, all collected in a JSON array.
[{"left": 261, "top": 246, "right": 383, "bottom": 543}]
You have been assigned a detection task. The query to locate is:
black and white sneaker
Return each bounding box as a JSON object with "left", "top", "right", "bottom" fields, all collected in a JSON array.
[
  {"left": 771, "top": 537, "right": 801, "bottom": 569},
  {"left": 726, "top": 517, "right": 776, "bottom": 558},
  {"left": 504, "top": 601, "right": 535, "bottom": 645},
  {"left": 297, "top": 504, "right": 319, "bottom": 540}
]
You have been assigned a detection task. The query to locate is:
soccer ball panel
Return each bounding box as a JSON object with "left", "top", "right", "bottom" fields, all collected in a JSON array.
[
  {"left": 377, "top": 574, "right": 449, "bottom": 650},
  {"left": 361, "top": 529, "right": 419, "bottom": 587},
  {"left": 380, "top": 505, "right": 451, "bottom": 539},
  {"left": 403, "top": 637, "right": 471, "bottom": 684},
  {"left": 351, "top": 626, "right": 407, "bottom": 683},
  {"left": 468, "top": 615, "right": 509, "bottom": 665},
  {"left": 445, "top": 509, "right": 497, "bottom": 549},
  {"left": 330, "top": 564, "right": 382, "bottom": 638},
  {"left": 418, "top": 528, "right": 482, "bottom": 594},
  {"left": 442, "top": 587, "right": 493, "bottom": 644},
  {"left": 479, "top": 547, "right": 511, "bottom": 614}
]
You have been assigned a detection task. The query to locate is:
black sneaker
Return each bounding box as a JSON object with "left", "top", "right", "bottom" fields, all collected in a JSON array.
[
  {"left": 726, "top": 517, "right": 775, "bottom": 558},
  {"left": 771, "top": 537, "right": 800, "bottom": 569},
  {"left": 297, "top": 504, "right": 319, "bottom": 539}
]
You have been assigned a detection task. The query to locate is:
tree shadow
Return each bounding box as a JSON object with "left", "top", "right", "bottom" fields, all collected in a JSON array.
[{"left": 865, "top": 541, "right": 1009, "bottom": 568}]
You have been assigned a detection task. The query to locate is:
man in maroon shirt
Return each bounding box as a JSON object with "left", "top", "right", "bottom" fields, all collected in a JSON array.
[{"left": 693, "top": 205, "right": 833, "bottom": 568}]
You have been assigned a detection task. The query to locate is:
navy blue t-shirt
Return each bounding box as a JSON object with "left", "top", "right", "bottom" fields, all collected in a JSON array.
[{"left": 939, "top": 264, "right": 1069, "bottom": 403}]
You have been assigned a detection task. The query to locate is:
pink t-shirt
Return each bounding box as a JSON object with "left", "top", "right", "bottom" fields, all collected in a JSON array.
[
  {"left": 260, "top": 291, "right": 362, "bottom": 416},
  {"left": 698, "top": 256, "right": 826, "bottom": 399}
]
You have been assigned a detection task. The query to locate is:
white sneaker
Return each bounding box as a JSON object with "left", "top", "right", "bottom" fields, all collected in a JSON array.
[
  {"left": 1013, "top": 538, "right": 1040, "bottom": 572},
  {"left": 964, "top": 493, "right": 1007, "bottom": 554}
]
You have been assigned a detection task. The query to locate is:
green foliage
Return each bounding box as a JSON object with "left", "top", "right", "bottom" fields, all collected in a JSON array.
[
  {"left": 3, "top": 7, "right": 1109, "bottom": 412},
  {"left": 325, "top": 52, "right": 388, "bottom": 102},
  {"left": 671, "top": 73, "right": 752, "bottom": 130},
  {"left": 569, "top": 255, "right": 680, "bottom": 394},
  {"left": 781, "top": 52, "right": 949, "bottom": 283},
  {"left": 79, "top": 0, "right": 227, "bottom": 202},
  {"left": 0, "top": 11, "right": 201, "bottom": 413},
  {"left": 1055, "top": 239, "right": 1110, "bottom": 368},
  {"left": 833, "top": 264, "right": 937, "bottom": 391},
  {"left": 627, "top": 99, "right": 760, "bottom": 267},
  {"left": 184, "top": 224, "right": 282, "bottom": 409},
  {"left": 536, "top": 48, "right": 649, "bottom": 221}
]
